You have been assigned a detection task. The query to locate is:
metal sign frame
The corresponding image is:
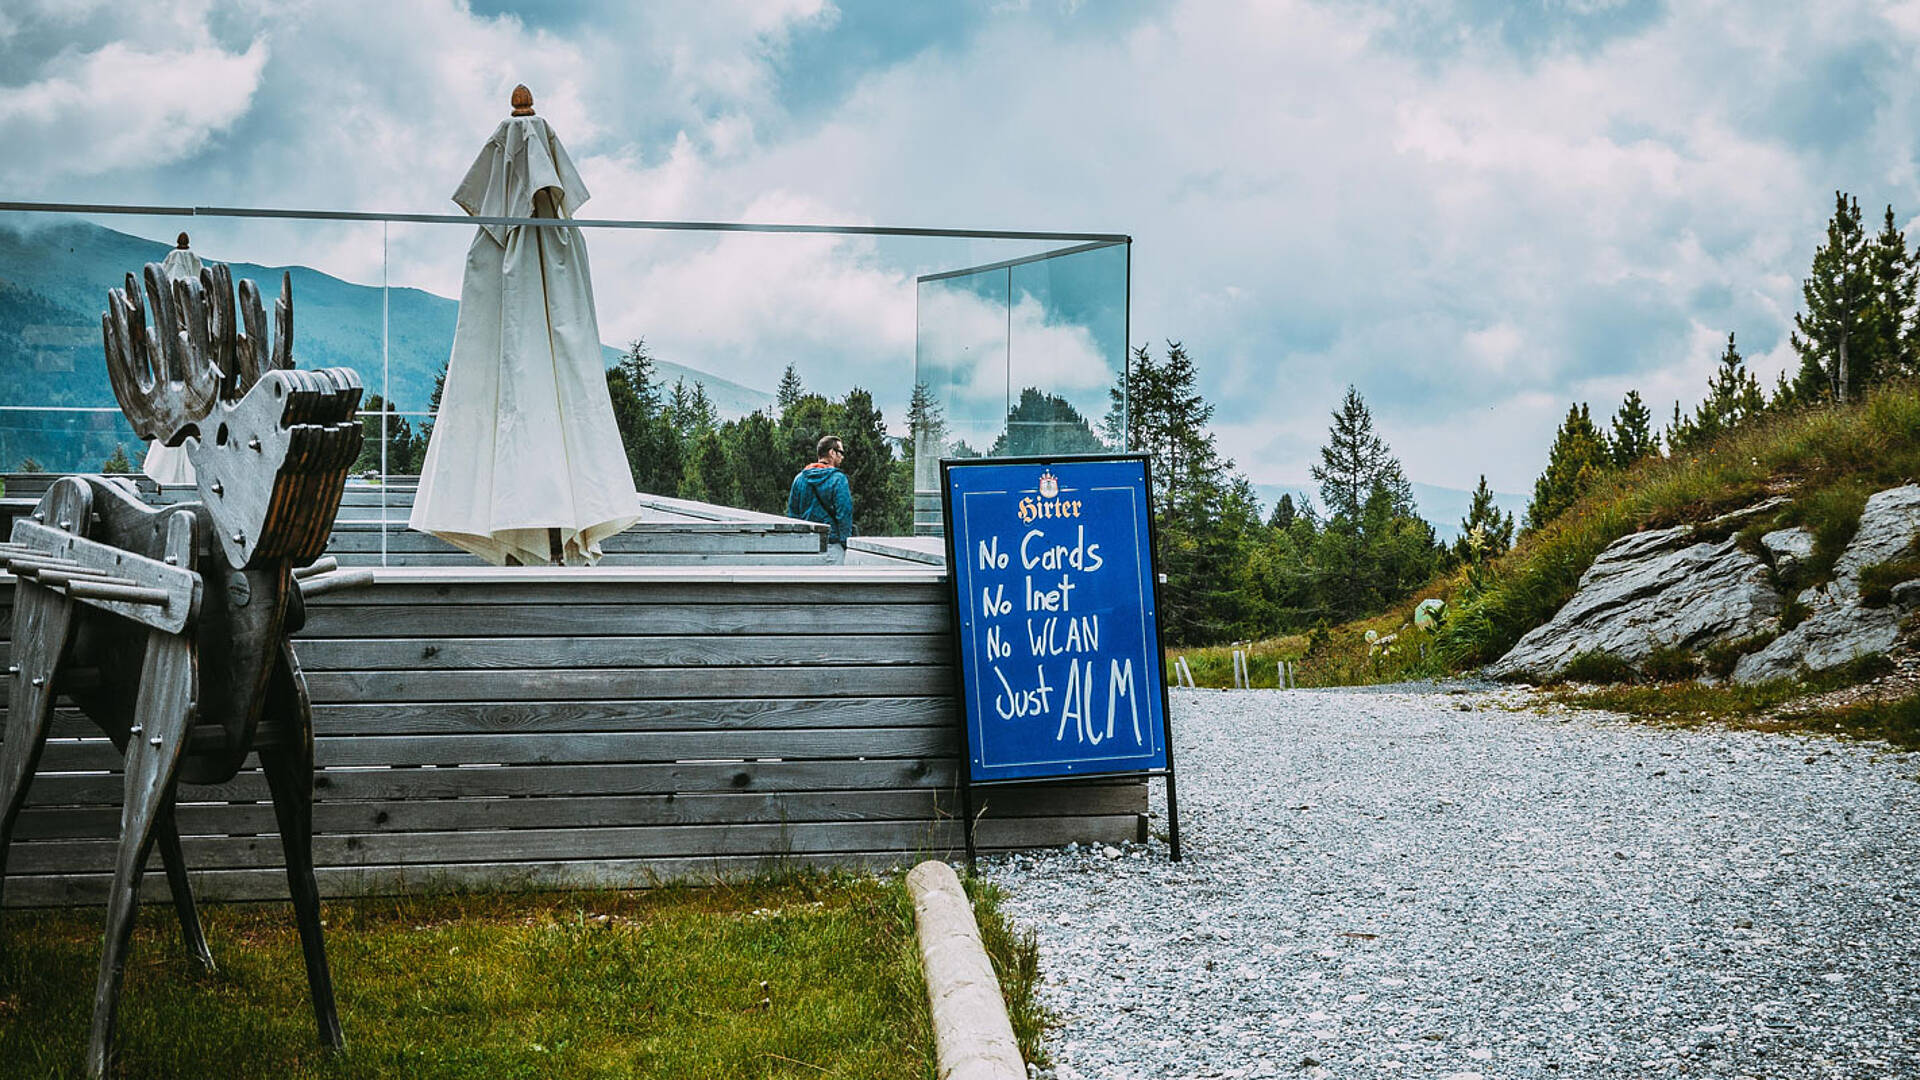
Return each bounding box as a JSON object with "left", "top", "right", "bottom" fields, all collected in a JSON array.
[{"left": 939, "top": 452, "right": 1181, "bottom": 867}]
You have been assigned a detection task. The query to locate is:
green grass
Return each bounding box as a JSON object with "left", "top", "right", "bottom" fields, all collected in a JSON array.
[
  {"left": 1553, "top": 679, "right": 1813, "bottom": 723},
  {"left": 0, "top": 871, "right": 966, "bottom": 1079},
  {"left": 1167, "top": 636, "right": 1308, "bottom": 688},
  {"left": 1551, "top": 658, "right": 1919, "bottom": 750},
  {"left": 1166, "top": 614, "right": 1453, "bottom": 689},
  {"left": 963, "top": 879, "right": 1052, "bottom": 1066}
]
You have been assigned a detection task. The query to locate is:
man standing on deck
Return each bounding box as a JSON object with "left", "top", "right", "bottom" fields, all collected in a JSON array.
[{"left": 787, "top": 435, "right": 854, "bottom": 563}]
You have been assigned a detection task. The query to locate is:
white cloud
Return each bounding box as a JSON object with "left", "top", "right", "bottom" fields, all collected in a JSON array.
[
  {"left": 8, "top": 0, "right": 1920, "bottom": 498},
  {"left": 4, "top": 39, "right": 268, "bottom": 183}
]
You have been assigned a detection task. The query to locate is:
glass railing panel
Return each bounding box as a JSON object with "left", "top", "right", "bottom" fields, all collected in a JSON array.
[
  {"left": 1005, "top": 241, "right": 1128, "bottom": 457},
  {"left": 2, "top": 203, "right": 1127, "bottom": 552},
  {"left": 912, "top": 239, "right": 1131, "bottom": 534}
]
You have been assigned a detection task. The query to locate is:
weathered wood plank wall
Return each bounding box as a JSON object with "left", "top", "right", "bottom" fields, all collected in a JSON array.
[{"left": 0, "top": 567, "right": 1145, "bottom": 906}]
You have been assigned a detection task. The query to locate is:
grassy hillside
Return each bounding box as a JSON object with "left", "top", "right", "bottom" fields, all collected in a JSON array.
[
  {"left": 1435, "top": 382, "right": 1920, "bottom": 669},
  {"left": 1172, "top": 382, "right": 1920, "bottom": 744},
  {"left": 0, "top": 219, "right": 773, "bottom": 472}
]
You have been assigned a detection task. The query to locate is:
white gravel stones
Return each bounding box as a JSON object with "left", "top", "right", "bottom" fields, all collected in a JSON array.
[{"left": 982, "top": 685, "right": 1920, "bottom": 1079}]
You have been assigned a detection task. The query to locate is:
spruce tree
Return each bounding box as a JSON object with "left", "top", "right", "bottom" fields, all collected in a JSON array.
[
  {"left": 1609, "top": 389, "right": 1656, "bottom": 469},
  {"left": 837, "top": 388, "right": 905, "bottom": 536},
  {"left": 1311, "top": 386, "right": 1412, "bottom": 523},
  {"left": 352, "top": 395, "right": 417, "bottom": 475},
  {"left": 725, "top": 410, "right": 787, "bottom": 514},
  {"left": 1664, "top": 399, "right": 1696, "bottom": 451},
  {"left": 1308, "top": 386, "right": 1427, "bottom": 621},
  {"left": 420, "top": 360, "right": 450, "bottom": 446},
  {"left": 1116, "top": 342, "right": 1226, "bottom": 522},
  {"left": 1526, "top": 403, "right": 1611, "bottom": 531},
  {"left": 101, "top": 444, "right": 132, "bottom": 474},
  {"left": 1452, "top": 474, "right": 1514, "bottom": 563},
  {"left": 1675, "top": 332, "right": 1766, "bottom": 451},
  {"left": 1867, "top": 204, "right": 1917, "bottom": 381},
  {"left": 679, "top": 429, "right": 731, "bottom": 504},
  {"left": 1268, "top": 493, "right": 1297, "bottom": 531},
  {"left": 776, "top": 364, "right": 805, "bottom": 410},
  {"left": 1792, "top": 191, "right": 1872, "bottom": 403}
]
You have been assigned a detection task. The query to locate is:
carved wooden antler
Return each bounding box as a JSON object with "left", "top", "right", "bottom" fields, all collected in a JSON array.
[{"left": 101, "top": 263, "right": 294, "bottom": 447}]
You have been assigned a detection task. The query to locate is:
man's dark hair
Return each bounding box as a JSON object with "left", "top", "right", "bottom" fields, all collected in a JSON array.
[{"left": 816, "top": 435, "right": 844, "bottom": 458}]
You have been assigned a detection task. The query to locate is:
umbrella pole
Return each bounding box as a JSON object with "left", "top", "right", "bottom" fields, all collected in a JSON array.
[{"left": 548, "top": 527, "right": 563, "bottom": 565}]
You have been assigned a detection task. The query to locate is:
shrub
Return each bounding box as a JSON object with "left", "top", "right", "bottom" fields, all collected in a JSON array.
[
  {"left": 1781, "top": 599, "right": 1811, "bottom": 630},
  {"left": 1702, "top": 632, "right": 1778, "bottom": 678},
  {"left": 1641, "top": 644, "right": 1701, "bottom": 682},
  {"left": 1558, "top": 650, "right": 1634, "bottom": 684},
  {"left": 1858, "top": 543, "right": 1920, "bottom": 607}
]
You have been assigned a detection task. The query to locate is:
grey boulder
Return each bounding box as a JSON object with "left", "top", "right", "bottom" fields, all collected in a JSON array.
[
  {"left": 1487, "top": 527, "right": 1782, "bottom": 681},
  {"left": 1761, "top": 527, "right": 1815, "bottom": 579}
]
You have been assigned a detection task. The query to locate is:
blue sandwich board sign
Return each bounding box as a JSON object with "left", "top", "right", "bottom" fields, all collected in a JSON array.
[{"left": 941, "top": 454, "right": 1181, "bottom": 861}]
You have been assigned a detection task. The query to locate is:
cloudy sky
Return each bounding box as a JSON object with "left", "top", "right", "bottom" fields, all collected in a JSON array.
[{"left": 5, "top": 0, "right": 1919, "bottom": 498}]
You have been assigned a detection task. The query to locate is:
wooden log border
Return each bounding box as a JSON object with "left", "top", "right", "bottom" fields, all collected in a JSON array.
[{"left": 0, "top": 567, "right": 1146, "bottom": 906}]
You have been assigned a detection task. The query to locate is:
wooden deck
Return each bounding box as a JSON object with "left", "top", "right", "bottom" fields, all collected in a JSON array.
[{"left": 0, "top": 483, "right": 1146, "bottom": 905}]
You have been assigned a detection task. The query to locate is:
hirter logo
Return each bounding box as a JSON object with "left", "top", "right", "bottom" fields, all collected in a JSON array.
[{"left": 1037, "top": 470, "right": 1059, "bottom": 499}]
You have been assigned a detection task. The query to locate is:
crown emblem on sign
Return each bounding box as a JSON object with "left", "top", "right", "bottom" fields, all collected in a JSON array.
[{"left": 1038, "top": 470, "right": 1059, "bottom": 499}]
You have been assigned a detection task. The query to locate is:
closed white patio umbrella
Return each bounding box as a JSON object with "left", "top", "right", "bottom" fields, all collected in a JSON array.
[{"left": 410, "top": 85, "right": 640, "bottom": 565}]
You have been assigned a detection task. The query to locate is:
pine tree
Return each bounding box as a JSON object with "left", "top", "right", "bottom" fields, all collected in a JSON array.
[
  {"left": 1114, "top": 342, "right": 1228, "bottom": 522},
  {"left": 1452, "top": 474, "right": 1514, "bottom": 563},
  {"left": 1308, "top": 386, "right": 1428, "bottom": 621},
  {"left": 605, "top": 339, "right": 682, "bottom": 495},
  {"left": 1792, "top": 191, "right": 1872, "bottom": 404},
  {"left": 776, "top": 364, "right": 805, "bottom": 410},
  {"left": 1609, "top": 389, "right": 1656, "bottom": 469},
  {"left": 678, "top": 429, "right": 731, "bottom": 504},
  {"left": 101, "top": 444, "right": 132, "bottom": 474},
  {"left": 1310, "top": 386, "right": 1412, "bottom": 524},
  {"left": 1867, "top": 204, "right": 1917, "bottom": 382},
  {"left": 726, "top": 410, "right": 787, "bottom": 514},
  {"left": 420, "top": 359, "right": 449, "bottom": 446},
  {"left": 904, "top": 381, "right": 948, "bottom": 469},
  {"left": 667, "top": 379, "right": 718, "bottom": 436},
  {"left": 838, "top": 388, "right": 905, "bottom": 536},
  {"left": 1664, "top": 399, "right": 1696, "bottom": 451},
  {"left": 1674, "top": 332, "right": 1766, "bottom": 451},
  {"left": 1267, "top": 493, "right": 1297, "bottom": 531},
  {"left": 1526, "top": 403, "right": 1611, "bottom": 531}
]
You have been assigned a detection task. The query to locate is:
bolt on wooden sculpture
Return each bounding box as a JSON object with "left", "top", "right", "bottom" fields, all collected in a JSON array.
[{"left": 0, "top": 259, "right": 368, "bottom": 1077}]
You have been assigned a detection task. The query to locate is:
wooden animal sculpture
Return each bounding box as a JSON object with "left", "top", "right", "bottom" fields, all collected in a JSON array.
[{"left": 0, "top": 260, "right": 367, "bottom": 1077}]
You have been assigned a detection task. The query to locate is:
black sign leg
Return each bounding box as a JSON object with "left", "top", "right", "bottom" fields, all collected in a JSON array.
[
  {"left": 959, "top": 777, "right": 978, "bottom": 875},
  {"left": 1164, "top": 770, "right": 1182, "bottom": 861}
]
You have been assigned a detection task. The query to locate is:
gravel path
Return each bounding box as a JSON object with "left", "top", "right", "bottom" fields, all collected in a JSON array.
[{"left": 980, "top": 685, "right": 1920, "bottom": 1079}]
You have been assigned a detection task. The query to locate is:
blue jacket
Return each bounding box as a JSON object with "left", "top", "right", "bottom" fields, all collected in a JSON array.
[{"left": 787, "top": 464, "right": 854, "bottom": 544}]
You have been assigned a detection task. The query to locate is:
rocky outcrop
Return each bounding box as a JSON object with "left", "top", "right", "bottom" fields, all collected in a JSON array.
[
  {"left": 1731, "top": 485, "right": 1920, "bottom": 684},
  {"left": 1485, "top": 527, "right": 1782, "bottom": 681},
  {"left": 1761, "top": 527, "right": 1814, "bottom": 579},
  {"left": 1489, "top": 485, "right": 1920, "bottom": 685}
]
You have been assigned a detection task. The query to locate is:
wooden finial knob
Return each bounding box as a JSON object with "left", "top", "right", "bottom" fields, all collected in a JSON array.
[
  {"left": 176, "top": 232, "right": 190, "bottom": 249},
  {"left": 511, "top": 85, "right": 534, "bottom": 116}
]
